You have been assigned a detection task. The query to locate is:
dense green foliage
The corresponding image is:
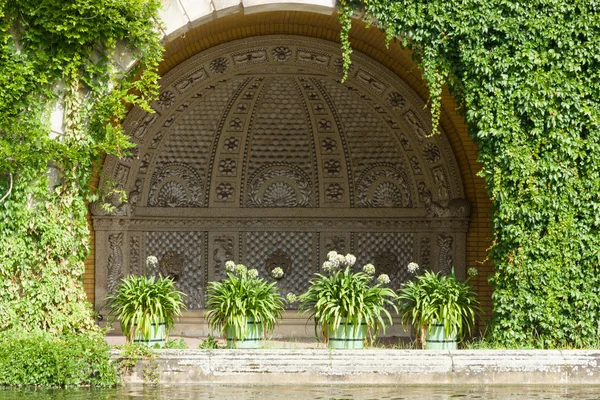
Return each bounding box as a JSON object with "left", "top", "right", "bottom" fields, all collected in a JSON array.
[
  {"left": 0, "top": 0, "right": 162, "bottom": 334},
  {"left": 205, "top": 265, "right": 285, "bottom": 341},
  {"left": 398, "top": 270, "right": 481, "bottom": 346},
  {"left": 298, "top": 253, "right": 397, "bottom": 343},
  {"left": 342, "top": 0, "right": 600, "bottom": 347},
  {"left": 105, "top": 275, "right": 186, "bottom": 342},
  {"left": 0, "top": 328, "right": 118, "bottom": 387}
]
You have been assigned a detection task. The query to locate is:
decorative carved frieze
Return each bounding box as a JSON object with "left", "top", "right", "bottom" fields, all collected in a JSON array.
[
  {"left": 247, "top": 164, "right": 313, "bottom": 207},
  {"left": 107, "top": 233, "right": 124, "bottom": 295},
  {"left": 437, "top": 234, "right": 454, "bottom": 275},
  {"left": 148, "top": 163, "right": 203, "bottom": 207}
]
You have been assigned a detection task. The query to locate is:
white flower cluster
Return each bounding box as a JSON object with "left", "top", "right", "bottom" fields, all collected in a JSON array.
[
  {"left": 146, "top": 255, "right": 158, "bottom": 268},
  {"left": 247, "top": 268, "right": 259, "bottom": 279},
  {"left": 377, "top": 274, "right": 391, "bottom": 285},
  {"left": 323, "top": 251, "right": 359, "bottom": 272},
  {"left": 362, "top": 263, "right": 375, "bottom": 275},
  {"left": 407, "top": 262, "right": 420, "bottom": 274},
  {"left": 468, "top": 267, "right": 478, "bottom": 277},
  {"left": 286, "top": 292, "right": 297, "bottom": 303},
  {"left": 234, "top": 263, "right": 247, "bottom": 275},
  {"left": 271, "top": 267, "right": 284, "bottom": 279},
  {"left": 225, "top": 260, "right": 236, "bottom": 273}
]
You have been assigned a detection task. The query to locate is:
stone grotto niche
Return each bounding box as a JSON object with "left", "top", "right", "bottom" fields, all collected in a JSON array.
[{"left": 92, "top": 35, "right": 470, "bottom": 315}]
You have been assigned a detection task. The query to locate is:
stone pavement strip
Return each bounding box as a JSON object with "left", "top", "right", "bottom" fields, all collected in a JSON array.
[{"left": 111, "top": 345, "right": 600, "bottom": 385}]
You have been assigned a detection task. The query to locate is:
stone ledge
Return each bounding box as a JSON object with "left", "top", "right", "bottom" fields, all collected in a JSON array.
[{"left": 113, "top": 349, "right": 600, "bottom": 385}]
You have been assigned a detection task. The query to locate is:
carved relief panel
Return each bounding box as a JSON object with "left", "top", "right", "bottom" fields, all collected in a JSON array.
[{"left": 93, "top": 36, "right": 471, "bottom": 314}]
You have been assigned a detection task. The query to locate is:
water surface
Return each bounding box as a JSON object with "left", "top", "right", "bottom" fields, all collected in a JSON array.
[{"left": 3, "top": 385, "right": 600, "bottom": 400}]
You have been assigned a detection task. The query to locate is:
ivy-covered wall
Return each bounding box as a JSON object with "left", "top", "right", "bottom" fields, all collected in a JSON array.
[
  {"left": 340, "top": 0, "right": 600, "bottom": 347},
  {"left": 0, "top": 0, "right": 162, "bottom": 334}
]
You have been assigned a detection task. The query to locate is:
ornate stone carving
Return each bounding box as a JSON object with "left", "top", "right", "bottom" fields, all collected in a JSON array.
[
  {"left": 420, "top": 237, "right": 431, "bottom": 270},
  {"left": 139, "top": 154, "right": 151, "bottom": 174},
  {"left": 432, "top": 166, "right": 450, "bottom": 200},
  {"left": 107, "top": 233, "right": 123, "bottom": 295},
  {"left": 218, "top": 159, "right": 237, "bottom": 176},
  {"left": 247, "top": 164, "right": 312, "bottom": 207},
  {"left": 404, "top": 109, "right": 428, "bottom": 141},
  {"left": 129, "top": 179, "right": 142, "bottom": 209},
  {"left": 356, "top": 69, "right": 387, "bottom": 95},
  {"left": 215, "top": 182, "right": 234, "bottom": 201},
  {"left": 272, "top": 46, "right": 292, "bottom": 62},
  {"left": 228, "top": 118, "right": 244, "bottom": 131},
  {"left": 437, "top": 234, "right": 453, "bottom": 275},
  {"left": 223, "top": 137, "right": 240, "bottom": 153},
  {"left": 146, "top": 231, "right": 204, "bottom": 309},
  {"left": 317, "top": 119, "right": 332, "bottom": 132},
  {"left": 325, "top": 183, "right": 343, "bottom": 202},
  {"left": 410, "top": 156, "right": 422, "bottom": 174},
  {"left": 320, "top": 138, "right": 337, "bottom": 153},
  {"left": 157, "top": 91, "right": 176, "bottom": 109},
  {"left": 333, "top": 58, "right": 354, "bottom": 75},
  {"left": 374, "top": 251, "right": 398, "bottom": 276},
  {"left": 97, "top": 37, "right": 471, "bottom": 320},
  {"left": 130, "top": 236, "right": 141, "bottom": 276},
  {"left": 324, "top": 235, "right": 347, "bottom": 254},
  {"left": 213, "top": 236, "right": 234, "bottom": 278},
  {"left": 356, "top": 164, "right": 412, "bottom": 208},
  {"left": 297, "top": 49, "right": 330, "bottom": 67},
  {"left": 323, "top": 159, "right": 341, "bottom": 177},
  {"left": 149, "top": 131, "right": 164, "bottom": 148},
  {"left": 423, "top": 143, "right": 441, "bottom": 163},
  {"left": 387, "top": 92, "right": 405, "bottom": 110},
  {"left": 148, "top": 163, "right": 203, "bottom": 207},
  {"left": 313, "top": 103, "right": 326, "bottom": 114},
  {"left": 265, "top": 249, "right": 292, "bottom": 277},
  {"left": 419, "top": 182, "right": 470, "bottom": 218},
  {"left": 173, "top": 68, "right": 208, "bottom": 92},
  {"left": 159, "top": 251, "right": 185, "bottom": 281},
  {"left": 233, "top": 49, "right": 267, "bottom": 66},
  {"left": 245, "top": 231, "right": 313, "bottom": 304},
  {"left": 210, "top": 57, "right": 229, "bottom": 74},
  {"left": 356, "top": 232, "right": 414, "bottom": 288},
  {"left": 235, "top": 102, "right": 249, "bottom": 113},
  {"left": 131, "top": 113, "right": 157, "bottom": 140}
]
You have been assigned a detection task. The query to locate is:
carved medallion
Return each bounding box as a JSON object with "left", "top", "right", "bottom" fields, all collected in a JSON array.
[
  {"left": 265, "top": 249, "right": 292, "bottom": 277},
  {"left": 159, "top": 251, "right": 185, "bottom": 281}
]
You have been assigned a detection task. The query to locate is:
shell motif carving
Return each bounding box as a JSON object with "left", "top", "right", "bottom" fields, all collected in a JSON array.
[
  {"left": 148, "top": 163, "right": 203, "bottom": 207},
  {"left": 357, "top": 164, "right": 412, "bottom": 208},
  {"left": 247, "top": 164, "right": 313, "bottom": 207}
]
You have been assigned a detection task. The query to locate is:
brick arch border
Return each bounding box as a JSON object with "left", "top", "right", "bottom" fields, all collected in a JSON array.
[{"left": 85, "top": 10, "right": 493, "bottom": 322}]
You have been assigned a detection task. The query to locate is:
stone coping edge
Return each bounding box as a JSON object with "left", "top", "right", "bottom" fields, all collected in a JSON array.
[{"left": 112, "top": 349, "right": 600, "bottom": 385}]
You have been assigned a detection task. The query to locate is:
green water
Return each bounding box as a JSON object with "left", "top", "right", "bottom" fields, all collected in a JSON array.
[{"left": 2, "top": 385, "right": 600, "bottom": 399}]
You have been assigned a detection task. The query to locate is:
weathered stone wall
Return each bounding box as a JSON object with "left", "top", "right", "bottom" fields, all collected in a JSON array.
[{"left": 116, "top": 349, "right": 600, "bottom": 385}]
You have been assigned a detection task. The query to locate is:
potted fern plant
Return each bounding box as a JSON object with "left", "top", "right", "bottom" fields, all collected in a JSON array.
[
  {"left": 397, "top": 263, "right": 481, "bottom": 349},
  {"left": 205, "top": 262, "right": 285, "bottom": 349},
  {"left": 297, "top": 251, "right": 397, "bottom": 349},
  {"left": 105, "top": 257, "right": 186, "bottom": 347}
]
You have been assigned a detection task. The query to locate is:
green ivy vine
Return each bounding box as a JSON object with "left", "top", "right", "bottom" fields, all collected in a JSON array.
[
  {"left": 0, "top": 0, "right": 162, "bottom": 335},
  {"left": 340, "top": 0, "right": 600, "bottom": 347}
]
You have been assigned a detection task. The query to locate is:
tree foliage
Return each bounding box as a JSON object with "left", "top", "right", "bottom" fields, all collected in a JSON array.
[
  {"left": 0, "top": 0, "right": 163, "bottom": 334},
  {"left": 342, "top": 0, "right": 600, "bottom": 347}
]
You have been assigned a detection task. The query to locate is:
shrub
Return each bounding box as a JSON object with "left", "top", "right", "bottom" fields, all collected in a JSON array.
[{"left": 0, "top": 328, "right": 118, "bottom": 387}]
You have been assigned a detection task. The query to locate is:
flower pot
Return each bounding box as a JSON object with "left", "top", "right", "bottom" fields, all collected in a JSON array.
[
  {"left": 132, "top": 320, "right": 166, "bottom": 348},
  {"left": 226, "top": 317, "right": 264, "bottom": 349},
  {"left": 328, "top": 319, "right": 367, "bottom": 349},
  {"left": 425, "top": 322, "right": 457, "bottom": 350}
]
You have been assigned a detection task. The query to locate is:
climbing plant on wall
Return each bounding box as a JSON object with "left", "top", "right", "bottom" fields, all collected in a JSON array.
[
  {"left": 339, "top": 0, "right": 600, "bottom": 347},
  {"left": 0, "top": 0, "right": 162, "bottom": 334}
]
